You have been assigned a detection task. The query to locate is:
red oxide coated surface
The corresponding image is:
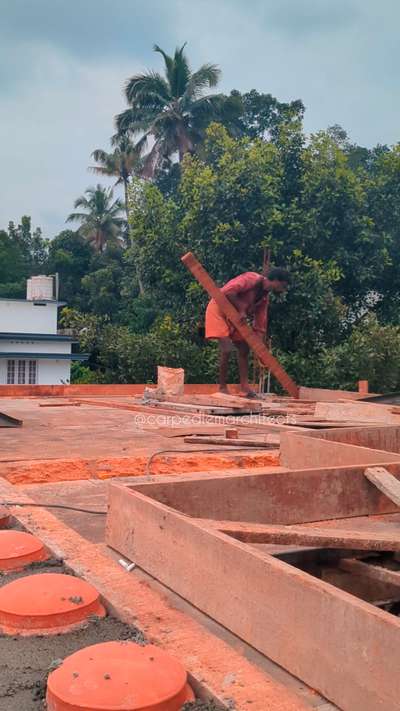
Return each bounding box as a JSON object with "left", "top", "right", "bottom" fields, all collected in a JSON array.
[
  {"left": 46, "top": 641, "right": 195, "bottom": 711},
  {"left": 0, "top": 529, "right": 48, "bottom": 571},
  {"left": 0, "top": 396, "right": 279, "bottom": 485},
  {"left": 0, "top": 572, "right": 105, "bottom": 635},
  {"left": 0, "top": 477, "right": 310, "bottom": 710},
  {"left": 0, "top": 507, "right": 10, "bottom": 528}
]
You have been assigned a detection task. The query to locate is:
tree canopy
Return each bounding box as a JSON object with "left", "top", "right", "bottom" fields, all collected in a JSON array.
[{"left": 2, "top": 44, "right": 400, "bottom": 391}]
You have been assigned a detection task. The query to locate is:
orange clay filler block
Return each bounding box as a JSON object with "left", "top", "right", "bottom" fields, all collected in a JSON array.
[
  {"left": 46, "top": 641, "right": 195, "bottom": 711},
  {"left": 181, "top": 251, "right": 299, "bottom": 398}
]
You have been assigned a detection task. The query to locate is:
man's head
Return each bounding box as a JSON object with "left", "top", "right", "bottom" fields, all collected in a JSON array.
[{"left": 263, "top": 267, "right": 290, "bottom": 294}]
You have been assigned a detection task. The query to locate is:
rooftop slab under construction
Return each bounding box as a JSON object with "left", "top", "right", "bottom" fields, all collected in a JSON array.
[
  {"left": 0, "top": 393, "right": 281, "bottom": 484},
  {"left": 2, "top": 385, "right": 400, "bottom": 710}
]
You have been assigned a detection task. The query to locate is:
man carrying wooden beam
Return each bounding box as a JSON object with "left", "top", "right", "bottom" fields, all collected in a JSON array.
[{"left": 205, "top": 268, "right": 290, "bottom": 398}]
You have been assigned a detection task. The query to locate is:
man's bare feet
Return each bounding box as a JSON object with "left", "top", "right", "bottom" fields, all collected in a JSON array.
[
  {"left": 218, "top": 387, "right": 229, "bottom": 395},
  {"left": 238, "top": 389, "right": 260, "bottom": 399}
]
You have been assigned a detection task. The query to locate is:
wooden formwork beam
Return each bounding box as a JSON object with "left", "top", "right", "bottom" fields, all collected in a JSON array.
[
  {"left": 106, "top": 481, "right": 400, "bottom": 711},
  {"left": 131, "top": 464, "right": 400, "bottom": 524},
  {"left": 181, "top": 251, "right": 299, "bottom": 398},
  {"left": 340, "top": 558, "right": 400, "bottom": 587},
  {"left": 199, "top": 518, "right": 400, "bottom": 550}
]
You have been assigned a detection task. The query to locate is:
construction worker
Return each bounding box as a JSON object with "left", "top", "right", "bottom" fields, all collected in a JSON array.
[{"left": 205, "top": 268, "right": 290, "bottom": 398}]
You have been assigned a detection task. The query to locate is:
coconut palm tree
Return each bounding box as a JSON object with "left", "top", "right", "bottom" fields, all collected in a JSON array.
[
  {"left": 89, "top": 136, "right": 142, "bottom": 220},
  {"left": 66, "top": 185, "right": 125, "bottom": 253},
  {"left": 115, "top": 44, "right": 223, "bottom": 177}
]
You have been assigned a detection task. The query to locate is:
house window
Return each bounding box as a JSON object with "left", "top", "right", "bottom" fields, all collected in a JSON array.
[
  {"left": 17, "top": 360, "right": 26, "bottom": 384},
  {"left": 7, "top": 360, "right": 15, "bottom": 384},
  {"left": 28, "top": 360, "right": 37, "bottom": 384},
  {"left": 6, "top": 359, "right": 38, "bottom": 385}
]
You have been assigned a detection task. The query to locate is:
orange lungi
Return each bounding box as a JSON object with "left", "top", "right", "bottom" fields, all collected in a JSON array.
[{"left": 204, "top": 299, "right": 242, "bottom": 342}]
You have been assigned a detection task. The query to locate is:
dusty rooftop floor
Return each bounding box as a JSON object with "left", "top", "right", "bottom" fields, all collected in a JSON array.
[
  {"left": 0, "top": 396, "right": 281, "bottom": 485},
  {"left": 0, "top": 392, "right": 339, "bottom": 710}
]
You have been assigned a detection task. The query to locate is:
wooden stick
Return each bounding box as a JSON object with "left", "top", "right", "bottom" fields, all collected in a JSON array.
[
  {"left": 181, "top": 252, "right": 299, "bottom": 398},
  {"left": 183, "top": 436, "right": 279, "bottom": 449},
  {"left": 364, "top": 467, "right": 400, "bottom": 508}
]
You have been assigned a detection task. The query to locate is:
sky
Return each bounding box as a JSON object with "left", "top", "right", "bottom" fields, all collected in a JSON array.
[{"left": 1, "top": 0, "right": 399, "bottom": 238}]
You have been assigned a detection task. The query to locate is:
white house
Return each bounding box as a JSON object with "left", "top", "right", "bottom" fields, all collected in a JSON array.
[{"left": 0, "top": 276, "right": 87, "bottom": 385}]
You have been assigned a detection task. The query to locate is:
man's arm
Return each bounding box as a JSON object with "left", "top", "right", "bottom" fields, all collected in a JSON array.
[
  {"left": 224, "top": 290, "right": 247, "bottom": 318},
  {"left": 253, "top": 298, "right": 268, "bottom": 336}
]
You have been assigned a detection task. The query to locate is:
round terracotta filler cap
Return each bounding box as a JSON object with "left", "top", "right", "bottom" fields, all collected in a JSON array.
[
  {"left": 0, "top": 507, "right": 10, "bottom": 529},
  {"left": 46, "top": 641, "right": 195, "bottom": 711},
  {"left": 0, "top": 529, "right": 48, "bottom": 571},
  {"left": 0, "top": 573, "right": 105, "bottom": 635}
]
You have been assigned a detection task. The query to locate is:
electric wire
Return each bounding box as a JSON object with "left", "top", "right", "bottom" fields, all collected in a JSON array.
[{"left": 1, "top": 446, "right": 261, "bottom": 514}]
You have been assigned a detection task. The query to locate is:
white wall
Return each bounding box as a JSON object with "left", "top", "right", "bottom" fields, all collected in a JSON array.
[
  {"left": 0, "top": 358, "right": 71, "bottom": 385},
  {"left": 37, "top": 359, "right": 71, "bottom": 385},
  {"left": 0, "top": 300, "right": 58, "bottom": 334},
  {"left": 0, "top": 339, "right": 71, "bottom": 355}
]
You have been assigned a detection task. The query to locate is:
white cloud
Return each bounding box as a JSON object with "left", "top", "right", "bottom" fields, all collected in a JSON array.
[
  {"left": 1, "top": 0, "right": 400, "bottom": 236},
  {"left": 0, "top": 43, "right": 141, "bottom": 236}
]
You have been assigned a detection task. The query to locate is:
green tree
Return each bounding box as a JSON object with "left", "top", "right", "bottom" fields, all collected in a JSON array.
[
  {"left": 364, "top": 145, "right": 400, "bottom": 323},
  {"left": 46, "top": 230, "right": 92, "bottom": 306},
  {"left": 115, "top": 43, "right": 224, "bottom": 176},
  {"left": 90, "top": 135, "right": 143, "bottom": 220},
  {"left": 178, "top": 124, "right": 284, "bottom": 281},
  {"left": 66, "top": 185, "right": 125, "bottom": 253},
  {"left": 81, "top": 253, "right": 124, "bottom": 318},
  {"left": 227, "top": 89, "right": 304, "bottom": 141},
  {"left": 8, "top": 216, "right": 48, "bottom": 272},
  {"left": 278, "top": 315, "right": 400, "bottom": 393},
  {"left": 89, "top": 139, "right": 145, "bottom": 293},
  {"left": 283, "top": 131, "right": 389, "bottom": 308},
  {"left": 128, "top": 178, "right": 179, "bottom": 303},
  {"left": 0, "top": 229, "right": 26, "bottom": 297}
]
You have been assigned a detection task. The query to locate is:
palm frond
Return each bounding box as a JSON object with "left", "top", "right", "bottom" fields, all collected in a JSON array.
[
  {"left": 153, "top": 44, "right": 176, "bottom": 88},
  {"left": 88, "top": 164, "right": 114, "bottom": 176},
  {"left": 115, "top": 107, "right": 160, "bottom": 135},
  {"left": 66, "top": 184, "right": 125, "bottom": 252},
  {"left": 184, "top": 63, "right": 221, "bottom": 101},
  {"left": 171, "top": 43, "right": 190, "bottom": 98},
  {"left": 110, "top": 134, "right": 136, "bottom": 152},
  {"left": 66, "top": 211, "right": 89, "bottom": 223},
  {"left": 189, "top": 93, "right": 225, "bottom": 117},
  {"left": 125, "top": 72, "right": 170, "bottom": 105},
  {"left": 133, "top": 132, "right": 152, "bottom": 153},
  {"left": 72, "top": 196, "right": 91, "bottom": 209}
]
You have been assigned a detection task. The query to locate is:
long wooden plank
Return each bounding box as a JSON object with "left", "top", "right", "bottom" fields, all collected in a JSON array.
[
  {"left": 315, "top": 401, "right": 400, "bottom": 424},
  {"left": 145, "top": 399, "right": 255, "bottom": 415},
  {"left": 339, "top": 557, "right": 400, "bottom": 586},
  {"left": 183, "top": 436, "right": 279, "bottom": 448},
  {"left": 365, "top": 466, "right": 400, "bottom": 508},
  {"left": 198, "top": 519, "right": 400, "bottom": 551},
  {"left": 181, "top": 252, "right": 299, "bottom": 398},
  {"left": 107, "top": 482, "right": 400, "bottom": 711},
  {"left": 149, "top": 392, "right": 263, "bottom": 411}
]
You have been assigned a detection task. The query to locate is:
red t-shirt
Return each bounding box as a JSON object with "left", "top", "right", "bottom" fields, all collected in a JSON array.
[{"left": 222, "top": 272, "right": 267, "bottom": 332}]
